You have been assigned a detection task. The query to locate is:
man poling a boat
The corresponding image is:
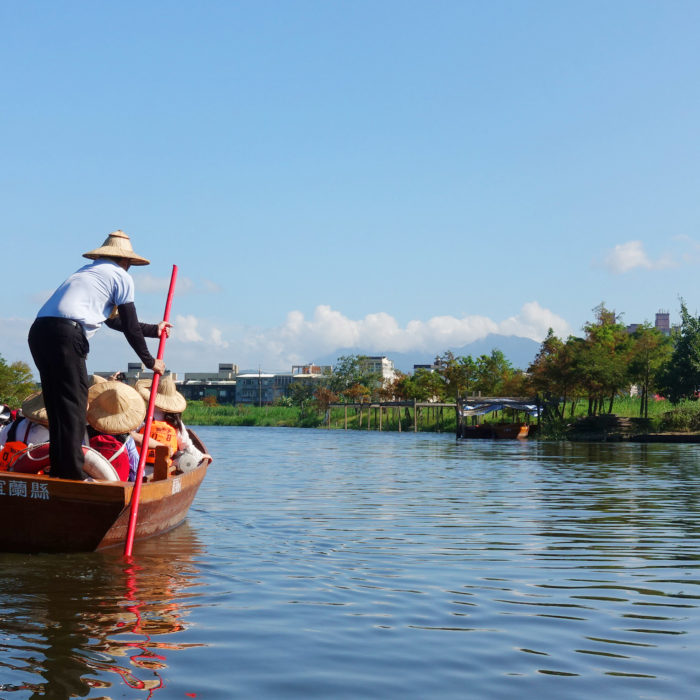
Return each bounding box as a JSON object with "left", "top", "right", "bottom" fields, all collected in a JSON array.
[{"left": 27, "top": 230, "right": 171, "bottom": 481}]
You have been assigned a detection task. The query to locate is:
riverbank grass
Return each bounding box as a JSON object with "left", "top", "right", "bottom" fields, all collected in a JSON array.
[{"left": 184, "top": 396, "right": 700, "bottom": 435}]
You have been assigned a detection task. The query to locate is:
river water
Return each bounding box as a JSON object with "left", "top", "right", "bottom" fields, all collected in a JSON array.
[{"left": 1, "top": 426, "right": 699, "bottom": 698}]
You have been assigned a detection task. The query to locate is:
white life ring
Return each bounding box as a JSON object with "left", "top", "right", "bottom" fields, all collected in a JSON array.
[{"left": 82, "top": 446, "right": 121, "bottom": 482}]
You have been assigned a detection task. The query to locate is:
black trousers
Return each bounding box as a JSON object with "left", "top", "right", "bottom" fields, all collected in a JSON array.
[{"left": 28, "top": 317, "right": 90, "bottom": 480}]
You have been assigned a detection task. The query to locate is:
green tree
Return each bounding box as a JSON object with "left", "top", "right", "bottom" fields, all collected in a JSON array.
[
  {"left": 577, "top": 303, "right": 631, "bottom": 414},
  {"left": 327, "top": 355, "right": 381, "bottom": 400},
  {"left": 528, "top": 329, "right": 579, "bottom": 419},
  {"left": 389, "top": 371, "right": 415, "bottom": 401},
  {"left": 658, "top": 299, "right": 700, "bottom": 403},
  {"left": 474, "top": 349, "right": 514, "bottom": 396},
  {"left": 411, "top": 368, "right": 445, "bottom": 402},
  {"left": 627, "top": 324, "right": 673, "bottom": 417},
  {"left": 0, "top": 355, "right": 35, "bottom": 408},
  {"left": 288, "top": 379, "right": 316, "bottom": 407},
  {"left": 434, "top": 351, "right": 478, "bottom": 400}
]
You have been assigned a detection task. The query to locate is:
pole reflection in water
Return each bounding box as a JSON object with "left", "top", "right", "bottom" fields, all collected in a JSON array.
[{"left": 0, "top": 523, "right": 205, "bottom": 698}]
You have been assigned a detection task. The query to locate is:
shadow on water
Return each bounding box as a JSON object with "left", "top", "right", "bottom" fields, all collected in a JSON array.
[{"left": 0, "top": 523, "right": 206, "bottom": 698}]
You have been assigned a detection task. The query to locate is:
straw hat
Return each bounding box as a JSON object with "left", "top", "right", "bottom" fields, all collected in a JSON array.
[
  {"left": 136, "top": 374, "right": 186, "bottom": 413},
  {"left": 83, "top": 230, "right": 150, "bottom": 266},
  {"left": 21, "top": 391, "right": 49, "bottom": 426},
  {"left": 89, "top": 374, "right": 107, "bottom": 386},
  {"left": 134, "top": 378, "right": 150, "bottom": 394},
  {"left": 87, "top": 381, "right": 147, "bottom": 434}
]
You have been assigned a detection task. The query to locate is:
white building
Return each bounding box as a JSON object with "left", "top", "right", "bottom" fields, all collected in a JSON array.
[{"left": 360, "top": 356, "right": 397, "bottom": 384}]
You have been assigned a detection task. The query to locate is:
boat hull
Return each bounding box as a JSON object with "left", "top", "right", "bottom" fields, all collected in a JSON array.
[
  {"left": 0, "top": 464, "right": 208, "bottom": 553},
  {"left": 0, "top": 430, "right": 210, "bottom": 554}
]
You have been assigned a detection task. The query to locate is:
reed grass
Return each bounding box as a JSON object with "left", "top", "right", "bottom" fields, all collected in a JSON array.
[{"left": 184, "top": 402, "right": 303, "bottom": 427}]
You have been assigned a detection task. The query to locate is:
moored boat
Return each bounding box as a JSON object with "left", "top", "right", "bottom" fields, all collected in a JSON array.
[
  {"left": 457, "top": 397, "right": 539, "bottom": 440},
  {"left": 458, "top": 422, "right": 529, "bottom": 439},
  {"left": 0, "top": 430, "right": 210, "bottom": 554}
]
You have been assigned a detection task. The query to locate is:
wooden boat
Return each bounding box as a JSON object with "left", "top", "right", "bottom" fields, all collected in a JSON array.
[
  {"left": 458, "top": 422, "right": 529, "bottom": 439},
  {"left": 0, "top": 430, "right": 210, "bottom": 554}
]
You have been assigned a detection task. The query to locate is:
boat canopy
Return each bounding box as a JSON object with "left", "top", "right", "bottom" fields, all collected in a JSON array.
[{"left": 460, "top": 398, "right": 540, "bottom": 417}]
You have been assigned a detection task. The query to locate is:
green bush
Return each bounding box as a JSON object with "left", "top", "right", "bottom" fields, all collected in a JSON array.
[{"left": 659, "top": 400, "right": 700, "bottom": 432}]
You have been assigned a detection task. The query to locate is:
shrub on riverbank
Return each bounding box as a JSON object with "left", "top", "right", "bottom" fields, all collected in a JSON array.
[{"left": 658, "top": 399, "right": 700, "bottom": 432}]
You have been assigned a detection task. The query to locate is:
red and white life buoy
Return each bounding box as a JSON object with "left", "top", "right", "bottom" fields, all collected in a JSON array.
[
  {"left": 10, "top": 442, "right": 51, "bottom": 474},
  {"left": 10, "top": 442, "right": 120, "bottom": 482},
  {"left": 83, "top": 446, "right": 120, "bottom": 482}
]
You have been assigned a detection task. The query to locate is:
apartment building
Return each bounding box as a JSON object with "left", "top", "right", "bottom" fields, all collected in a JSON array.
[
  {"left": 360, "top": 355, "right": 397, "bottom": 383},
  {"left": 178, "top": 363, "right": 238, "bottom": 403}
]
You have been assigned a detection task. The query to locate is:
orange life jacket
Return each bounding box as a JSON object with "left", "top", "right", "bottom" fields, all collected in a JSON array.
[
  {"left": 138, "top": 421, "right": 178, "bottom": 465},
  {"left": 0, "top": 441, "right": 26, "bottom": 471},
  {"left": 0, "top": 420, "right": 32, "bottom": 471}
]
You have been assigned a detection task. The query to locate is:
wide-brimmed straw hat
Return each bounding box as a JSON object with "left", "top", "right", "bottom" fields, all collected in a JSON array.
[
  {"left": 136, "top": 374, "right": 187, "bottom": 413},
  {"left": 83, "top": 230, "right": 150, "bottom": 266},
  {"left": 87, "top": 381, "right": 147, "bottom": 434},
  {"left": 21, "top": 391, "right": 49, "bottom": 426},
  {"left": 89, "top": 374, "right": 107, "bottom": 386}
]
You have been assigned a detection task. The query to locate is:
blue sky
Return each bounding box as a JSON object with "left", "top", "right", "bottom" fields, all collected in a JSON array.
[{"left": 2, "top": 1, "right": 699, "bottom": 375}]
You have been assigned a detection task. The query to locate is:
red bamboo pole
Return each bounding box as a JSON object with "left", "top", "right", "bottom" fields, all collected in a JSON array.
[{"left": 124, "top": 264, "right": 178, "bottom": 556}]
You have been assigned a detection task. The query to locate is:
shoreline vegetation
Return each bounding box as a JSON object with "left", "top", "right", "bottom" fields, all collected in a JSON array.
[{"left": 183, "top": 396, "right": 700, "bottom": 441}]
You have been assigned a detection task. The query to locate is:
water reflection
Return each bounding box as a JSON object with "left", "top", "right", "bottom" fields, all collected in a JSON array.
[
  {"left": 0, "top": 523, "right": 205, "bottom": 698},
  {"left": 3, "top": 429, "right": 700, "bottom": 698}
]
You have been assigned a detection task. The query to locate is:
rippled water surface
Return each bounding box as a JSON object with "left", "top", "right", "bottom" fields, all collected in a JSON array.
[{"left": 2, "top": 427, "right": 700, "bottom": 698}]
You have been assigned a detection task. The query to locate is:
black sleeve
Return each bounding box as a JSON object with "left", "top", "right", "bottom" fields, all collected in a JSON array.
[
  {"left": 105, "top": 307, "right": 159, "bottom": 338},
  {"left": 105, "top": 302, "right": 157, "bottom": 369}
]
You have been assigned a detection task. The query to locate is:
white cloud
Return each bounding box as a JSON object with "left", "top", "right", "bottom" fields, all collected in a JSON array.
[
  {"left": 173, "top": 314, "right": 205, "bottom": 342},
  {"left": 498, "top": 301, "right": 571, "bottom": 340},
  {"left": 603, "top": 241, "right": 652, "bottom": 273},
  {"left": 1, "top": 303, "right": 569, "bottom": 378},
  {"left": 230, "top": 303, "right": 570, "bottom": 369},
  {"left": 602, "top": 240, "right": 676, "bottom": 274},
  {"left": 210, "top": 327, "right": 228, "bottom": 348}
]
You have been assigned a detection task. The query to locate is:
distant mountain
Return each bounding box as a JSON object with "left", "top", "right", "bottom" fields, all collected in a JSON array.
[{"left": 313, "top": 334, "right": 541, "bottom": 373}]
